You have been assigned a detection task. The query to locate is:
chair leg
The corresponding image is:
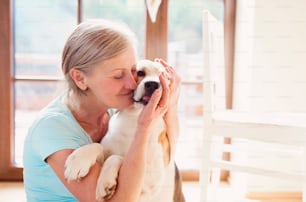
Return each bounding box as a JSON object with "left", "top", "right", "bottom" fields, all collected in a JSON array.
[
  {"left": 303, "top": 149, "right": 306, "bottom": 202},
  {"left": 200, "top": 142, "right": 210, "bottom": 201},
  {"left": 200, "top": 128, "right": 213, "bottom": 202},
  {"left": 303, "top": 176, "right": 306, "bottom": 202}
]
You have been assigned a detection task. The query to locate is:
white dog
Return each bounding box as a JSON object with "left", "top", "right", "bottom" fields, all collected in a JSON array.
[{"left": 64, "top": 60, "right": 185, "bottom": 202}]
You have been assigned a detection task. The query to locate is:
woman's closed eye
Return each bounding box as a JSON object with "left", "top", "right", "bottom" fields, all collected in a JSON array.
[
  {"left": 113, "top": 71, "right": 124, "bottom": 79},
  {"left": 112, "top": 68, "right": 137, "bottom": 80}
]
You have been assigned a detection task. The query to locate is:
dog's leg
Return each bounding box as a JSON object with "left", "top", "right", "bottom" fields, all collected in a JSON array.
[
  {"left": 173, "top": 163, "right": 185, "bottom": 202},
  {"left": 96, "top": 155, "right": 123, "bottom": 201},
  {"left": 64, "top": 143, "right": 104, "bottom": 182}
]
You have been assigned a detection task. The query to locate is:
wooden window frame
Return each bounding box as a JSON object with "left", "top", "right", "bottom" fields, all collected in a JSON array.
[
  {"left": 0, "top": 0, "right": 22, "bottom": 180},
  {"left": 221, "top": 0, "right": 237, "bottom": 182},
  {"left": 145, "top": 0, "right": 168, "bottom": 60}
]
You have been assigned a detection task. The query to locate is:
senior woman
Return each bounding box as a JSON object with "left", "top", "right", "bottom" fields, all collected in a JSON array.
[{"left": 23, "top": 19, "right": 181, "bottom": 202}]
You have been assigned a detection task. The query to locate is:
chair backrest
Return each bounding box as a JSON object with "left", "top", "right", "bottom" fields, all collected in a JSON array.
[
  {"left": 201, "top": 10, "right": 306, "bottom": 202},
  {"left": 203, "top": 10, "right": 225, "bottom": 118}
]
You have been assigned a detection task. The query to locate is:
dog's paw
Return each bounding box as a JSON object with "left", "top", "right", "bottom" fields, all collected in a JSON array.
[
  {"left": 96, "top": 176, "right": 117, "bottom": 201},
  {"left": 64, "top": 143, "right": 103, "bottom": 182},
  {"left": 96, "top": 155, "right": 123, "bottom": 201},
  {"left": 64, "top": 154, "right": 93, "bottom": 182}
]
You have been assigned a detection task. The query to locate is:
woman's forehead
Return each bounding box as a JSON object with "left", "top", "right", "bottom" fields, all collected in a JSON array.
[{"left": 95, "top": 47, "right": 137, "bottom": 71}]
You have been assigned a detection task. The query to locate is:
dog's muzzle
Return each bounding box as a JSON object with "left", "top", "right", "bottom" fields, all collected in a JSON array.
[{"left": 135, "top": 81, "right": 160, "bottom": 105}]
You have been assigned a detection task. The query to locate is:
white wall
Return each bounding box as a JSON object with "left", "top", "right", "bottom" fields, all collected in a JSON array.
[
  {"left": 232, "top": 0, "right": 306, "bottom": 193},
  {"left": 234, "top": 0, "right": 306, "bottom": 113}
]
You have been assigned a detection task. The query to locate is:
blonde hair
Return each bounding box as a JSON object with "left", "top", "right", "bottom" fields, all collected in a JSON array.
[{"left": 61, "top": 19, "right": 137, "bottom": 109}]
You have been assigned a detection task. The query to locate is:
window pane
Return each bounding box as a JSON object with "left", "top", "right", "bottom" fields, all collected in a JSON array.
[
  {"left": 14, "top": 0, "right": 78, "bottom": 166},
  {"left": 168, "top": 0, "right": 224, "bottom": 171},
  {"left": 14, "top": 0, "right": 78, "bottom": 77},
  {"left": 82, "top": 0, "right": 145, "bottom": 58},
  {"left": 14, "top": 81, "right": 64, "bottom": 165}
]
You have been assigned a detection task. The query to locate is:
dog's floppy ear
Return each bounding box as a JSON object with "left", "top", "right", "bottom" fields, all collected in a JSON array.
[
  {"left": 158, "top": 129, "right": 171, "bottom": 166},
  {"left": 69, "top": 68, "right": 88, "bottom": 91}
]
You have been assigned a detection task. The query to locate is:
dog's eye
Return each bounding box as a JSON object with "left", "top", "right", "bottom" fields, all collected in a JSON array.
[{"left": 137, "top": 71, "right": 146, "bottom": 77}]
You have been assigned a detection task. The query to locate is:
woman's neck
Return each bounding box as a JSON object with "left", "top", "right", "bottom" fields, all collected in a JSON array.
[{"left": 67, "top": 96, "right": 108, "bottom": 142}]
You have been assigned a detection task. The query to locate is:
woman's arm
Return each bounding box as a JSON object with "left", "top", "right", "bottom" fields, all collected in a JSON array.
[
  {"left": 156, "top": 58, "right": 181, "bottom": 155},
  {"left": 110, "top": 85, "right": 169, "bottom": 202},
  {"left": 47, "top": 149, "right": 101, "bottom": 202},
  {"left": 47, "top": 127, "right": 153, "bottom": 202},
  {"left": 164, "top": 106, "right": 180, "bottom": 155}
]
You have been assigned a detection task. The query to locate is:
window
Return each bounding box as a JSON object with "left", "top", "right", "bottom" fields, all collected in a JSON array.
[
  {"left": 0, "top": 0, "right": 153, "bottom": 180},
  {"left": 169, "top": 0, "right": 227, "bottom": 180},
  {"left": 168, "top": 0, "right": 206, "bottom": 179},
  {"left": 13, "top": 0, "right": 146, "bottom": 167},
  {"left": 14, "top": 0, "right": 78, "bottom": 166},
  {"left": 82, "top": 0, "right": 145, "bottom": 58},
  {"left": 0, "top": 0, "right": 234, "bottom": 181}
]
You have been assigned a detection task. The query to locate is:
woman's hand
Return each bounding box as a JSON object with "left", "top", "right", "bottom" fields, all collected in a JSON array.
[
  {"left": 155, "top": 58, "right": 181, "bottom": 117},
  {"left": 135, "top": 58, "right": 181, "bottom": 155},
  {"left": 155, "top": 58, "right": 181, "bottom": 155},
  {"left": 137, "top": 71, "right": 170, "bottom": 134}
]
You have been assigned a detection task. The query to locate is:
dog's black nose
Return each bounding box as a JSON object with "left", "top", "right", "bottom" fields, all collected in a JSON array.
[{"left": 145, "top": 81, "right": 160, "bottom": 94}]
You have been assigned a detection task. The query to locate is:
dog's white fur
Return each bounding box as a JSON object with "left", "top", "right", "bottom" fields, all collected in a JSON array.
[{"left": 64, "top": 60, "right": 175, "bottom": 202}]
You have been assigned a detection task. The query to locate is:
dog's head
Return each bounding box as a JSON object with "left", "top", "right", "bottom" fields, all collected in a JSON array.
[{"left": 133, "top": 59, "right": 169, "bottom": 107}]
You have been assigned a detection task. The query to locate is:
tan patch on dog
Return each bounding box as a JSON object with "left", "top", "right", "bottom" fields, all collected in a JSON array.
[{"left": 158, "top": 129, "right": 170, "bottom": 166}]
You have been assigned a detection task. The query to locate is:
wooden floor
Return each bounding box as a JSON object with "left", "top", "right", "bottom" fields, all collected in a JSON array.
[
  {"left": 0, "top": 181, "right": 302, "bottom": 202},
  {"left": 0, "top": 182, "right": 26, "bottom": 202},
  {"left": 245, "top": 192, "right": 302, "bottom": 202},
  {"left": 0, "top": 182, "right": 201, "bottom": 202}
]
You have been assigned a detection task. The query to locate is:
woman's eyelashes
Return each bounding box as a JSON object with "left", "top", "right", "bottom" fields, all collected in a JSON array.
[
  {"left": 113, "top": 71, "right": 124, "bottom": 79},
  {"left": 113, "top": 69, "right": 138, "bottom": 80}
]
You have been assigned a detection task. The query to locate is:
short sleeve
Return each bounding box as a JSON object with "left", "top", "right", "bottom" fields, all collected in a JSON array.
[{"left": 28, "top": 113, "right": 91, "bottom": 161}]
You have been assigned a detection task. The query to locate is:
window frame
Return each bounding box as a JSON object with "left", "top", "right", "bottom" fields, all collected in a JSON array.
[
  {"left": 0, "top": 0, "right": 236, "bottom": 181},
  {"left": 0, "top": 0, "right": 23, "bottom": 180}
]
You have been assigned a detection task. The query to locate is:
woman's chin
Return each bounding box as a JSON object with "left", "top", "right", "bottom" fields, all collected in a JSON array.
[{"left": 115, "top": 101, "right": 134, "bottom": 110}]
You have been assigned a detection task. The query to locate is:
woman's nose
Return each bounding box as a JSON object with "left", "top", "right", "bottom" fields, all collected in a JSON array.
[{"left": 125, "top": 73, "right": 137, "bottom": 89}]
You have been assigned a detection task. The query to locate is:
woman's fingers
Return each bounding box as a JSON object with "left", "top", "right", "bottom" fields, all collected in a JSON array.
[
  {"left": 145, "top": 88, "right": 162, "bottom": 109},
  {"left": 155, "top": 58, "right": 180, "bottom": 85},
  {"left": 156, "top": 58, "right": 168, "bottom": 67},
  {"left": 158, "top": 72, "right": 170, "bottom": 108},
  {"left": 154, "top": 58, "right": 181, "bottom": 105}
]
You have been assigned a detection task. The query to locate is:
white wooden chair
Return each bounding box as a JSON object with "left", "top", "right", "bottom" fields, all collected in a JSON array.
[{"left": 200, "top": 10, "right": 306, "bottom": 202}]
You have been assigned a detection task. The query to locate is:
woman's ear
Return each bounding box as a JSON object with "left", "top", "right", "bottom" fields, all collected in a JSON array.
[{"left": 69, "top": 68, "right": 88, "bottom": 91}]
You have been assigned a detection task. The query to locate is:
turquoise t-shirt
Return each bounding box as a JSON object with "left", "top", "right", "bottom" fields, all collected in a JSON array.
[{"left": 23, "top": 95, "right": 93, "bottom": 202}]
